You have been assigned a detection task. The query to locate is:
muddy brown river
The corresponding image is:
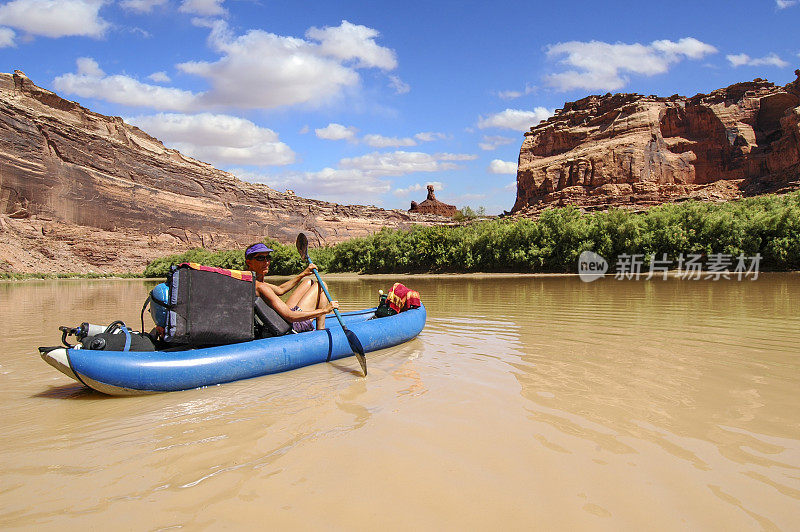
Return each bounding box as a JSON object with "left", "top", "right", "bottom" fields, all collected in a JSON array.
[{"left": 1, "top": 275, "right": 799, "bottom": 529}]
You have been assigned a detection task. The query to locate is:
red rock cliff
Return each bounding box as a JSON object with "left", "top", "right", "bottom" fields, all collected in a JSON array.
[
  {"left": 0, "top": 71, "right": 449, "bottom": 273},
  {"left": 513, "top": 71, "right": 800, "bottom": 214}
]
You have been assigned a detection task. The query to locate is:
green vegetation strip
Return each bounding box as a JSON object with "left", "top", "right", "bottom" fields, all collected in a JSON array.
[
  {"left": 0, "top": 272, "right": 143, "bottom": 281},
  {"left": 141, "top": 192, "right": 800, "bottom": 276}
]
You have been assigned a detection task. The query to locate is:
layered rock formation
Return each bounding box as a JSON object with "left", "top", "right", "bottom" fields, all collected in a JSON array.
[
  {"left": 513, "top": 71, "right": 800, "bottom": 214},
  {"left": 0, "top": 71, "right": 450, "bottom": 274},
  {"left": 409, "top": 185, "right": 457, "bottom": 217}
]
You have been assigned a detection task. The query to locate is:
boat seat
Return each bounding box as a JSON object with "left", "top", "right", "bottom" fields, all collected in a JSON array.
[{"left": 254, "top": 298, "right": 292, "bottom": 338}]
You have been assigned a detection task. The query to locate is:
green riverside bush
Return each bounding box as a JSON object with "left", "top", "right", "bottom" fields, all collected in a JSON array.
[
  {"left": 322, "top": 192, "right": 800, "bottom": 273},
  {"left": 0, "top": 272, "right": 142, "bottom": 280},
  {"left": 141, "top": 192, "right": 800, "bottom": 276}
]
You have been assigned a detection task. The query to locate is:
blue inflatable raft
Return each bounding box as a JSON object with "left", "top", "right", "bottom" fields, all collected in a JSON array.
[{"left": 39, "top": 305, "right": 426, "bottom": 395}]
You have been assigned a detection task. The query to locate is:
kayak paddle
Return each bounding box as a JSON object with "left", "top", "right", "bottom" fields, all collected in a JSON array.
[{"left": 295, "top": 233, "right": 367, "bottom": 376}]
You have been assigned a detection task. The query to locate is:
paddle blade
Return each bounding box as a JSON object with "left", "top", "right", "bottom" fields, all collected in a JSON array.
[
  {"left": 344, "top": 328, "right": 367, "bottom": 376},
  {"left": 295, "top": 233, "right": 309, "bottom": 261}
]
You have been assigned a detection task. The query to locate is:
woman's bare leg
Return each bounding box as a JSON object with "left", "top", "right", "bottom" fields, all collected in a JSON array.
[
  {"left": 288, "top": 280, "right": 331, "bottom": 330},
  {"left": 293, "top": 281, "right": 330, "bottom": 329},
  {"left": 295, "top": 281, "right": 319, "bottom": 308},
  {"left": 286, "top": 279, "right": 314, "bottom": 308},
  {"left": 315, "top": 284, "right": 327, "bottom": 330}
]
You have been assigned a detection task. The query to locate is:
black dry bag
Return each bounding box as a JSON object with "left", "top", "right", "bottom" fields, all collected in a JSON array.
[{"left": 164, "top": 264, "right": 256, "bottom": 346}]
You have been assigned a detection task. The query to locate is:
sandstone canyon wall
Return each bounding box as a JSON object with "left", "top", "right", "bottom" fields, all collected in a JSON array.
[
  {"left": 513, "top": 71, "right": 800, "bottom": 214},
  {"left": 0, "top": 71, "right": 449, "bottom": 273}
]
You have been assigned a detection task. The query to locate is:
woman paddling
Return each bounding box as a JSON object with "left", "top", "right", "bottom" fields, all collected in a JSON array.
[{"left": 244, "top": 243, "right": 338, "bottom": 331}]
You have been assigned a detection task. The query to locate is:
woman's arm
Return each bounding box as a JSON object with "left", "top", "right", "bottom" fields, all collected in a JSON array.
[
  {"left": 268, "top": 263, "right": 318, "bottom": 296},
  {"left": 256, "top": 281, "right": 337, "bottom": 322}
]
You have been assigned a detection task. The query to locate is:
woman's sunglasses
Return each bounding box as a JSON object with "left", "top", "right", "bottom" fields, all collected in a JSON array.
[{"left": 250, "top": 255, "right": 271, "bottom": 262}]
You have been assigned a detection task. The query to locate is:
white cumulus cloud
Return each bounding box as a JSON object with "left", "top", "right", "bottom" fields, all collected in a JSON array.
[
  {"left": 306, "top": 20, "right": 397, "bottom": 70},
  {"left": 393, "top": 181, "right": 443, "bottom": 198},
  {"left": 177, "top": 19, "right": 397, "bottom": 110},
  {"left": 389, "top": 75, "right": 410, "bottom": 94},
  {"left": 776, "top": 0, "right": 797, "bottom": 8},
  {"left": 650, "top": 38, "right": 717, "bottom": 59},
  {"left": 727, "top": 53, "right": 789, "bottom": 68},
  {"left": 339, "top": 151, "right": 469, "bottom": 177},
  {"left": 414, "top": 132, "right": 447, "bottom": 142},
  {"left": 0, "top": 26, "right": 14, "bottom": 47},
  {"left": 488, "top": 159, "right": 518, "bottom": 174},
  {"left": 393, "top": 183, "right": 423, "bottom": 198},
  {"left": 53, "top": 19, "right": 399, "bottom": 112},
  {"left": 128, "top": 112, "right": 295, "bottom": 167},
  {"left": 545, "top": 37, "right": 718, "bottom": 91},
  {"left": 148, "top": 71, "right": 171, "bottom": 83},
  {"left": 498, "top": 84, "right": 534, "bottom": 100},
  {"left": 436, "top": 153, "right": 478, "bottom": 161},
  {"left": 478, "top": 108, "right": 553, "bottom": 131},
  {"left": 0, "top": 0, "right": 108, "bottom": 38},
  {"left": 179, "top": 0, "right": 225, "bottom": 16},
  {"left": 315, "top": 127, "right": 446, "bottom": 146},
  {"left": 315, "top": 123, "right": 358, "bottom": 141},
  {"left": 241, "top": 167, "right": 392, "bottom": 205},
  {"left": 234, "top": 152, "right": 469, "bottom": 205},
  {"left": 76, "top": 56, "right": 103, "bottom": 76},
  {"left": 363, "top": 134, "right": 417, "bottom": 148},
  {"left": 300, "top": 168, "right": 393, "bottom": 200},
  {"left": 120, "top": 0, "right": 167, "bottom": 13},
  {"left": 54, "top": 58, "right": 198, "bottom": 111},
  {"left": 479, "top": 135, "right": 515, "bottom": 151}
]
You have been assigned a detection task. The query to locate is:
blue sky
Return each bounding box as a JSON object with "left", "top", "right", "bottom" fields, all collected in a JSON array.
[{"left": 0, "top": 0, "right": 798, "bottom": 214}]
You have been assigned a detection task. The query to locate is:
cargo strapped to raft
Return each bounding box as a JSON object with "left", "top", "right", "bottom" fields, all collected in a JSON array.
[
  {"left": 163, "top": 263, "right": 257, "bottom": 346},
  {"left": 80, "top": 321, "right": 156, "bottom": 352},
  {"left": 56, "top": 321, "right": 156, "bottom": 352},
  {"left": 141, "top": 263, "right": 294, "bottom": 346}
]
